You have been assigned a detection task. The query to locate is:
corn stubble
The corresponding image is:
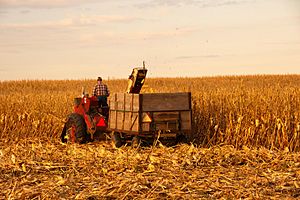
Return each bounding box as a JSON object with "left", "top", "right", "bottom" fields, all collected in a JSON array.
[{"left": 1, "top": 75, "right": 300, "bottom": 199}]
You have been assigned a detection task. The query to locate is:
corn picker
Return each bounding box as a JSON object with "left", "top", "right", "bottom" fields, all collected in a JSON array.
[{"left": 61, "top": 62, "right": 192, "bottom": 147}]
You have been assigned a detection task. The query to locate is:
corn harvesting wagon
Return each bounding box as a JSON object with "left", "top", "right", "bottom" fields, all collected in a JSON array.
[{"left": 61, "top": 63, "right": 192, "bottom": 147}]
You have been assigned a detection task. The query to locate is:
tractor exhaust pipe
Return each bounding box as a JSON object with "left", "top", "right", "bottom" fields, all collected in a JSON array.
[{"left": 81, "top": 87, "right": 85, "bottom": 97}]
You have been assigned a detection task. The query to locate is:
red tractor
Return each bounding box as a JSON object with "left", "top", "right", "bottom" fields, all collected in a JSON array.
[{"left": 61, "top": 65, "right": 147, "bottom": 144}]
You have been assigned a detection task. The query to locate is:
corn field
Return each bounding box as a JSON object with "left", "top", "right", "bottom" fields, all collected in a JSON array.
[
  {"left": 1, "top": 75, "right": 300, "bottom": 151},
  {"left": 1, "top": 75, "right": 300, "bottom": 199}
]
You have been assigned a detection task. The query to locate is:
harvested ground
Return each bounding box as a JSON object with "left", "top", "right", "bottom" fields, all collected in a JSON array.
[{"left": 1, "top": 140, "right": 300, "bottom": 199}]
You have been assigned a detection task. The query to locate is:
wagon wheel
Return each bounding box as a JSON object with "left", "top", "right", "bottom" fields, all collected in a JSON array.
[
  {"left": 111, "top": 132, "right": 123, "bottom": 148},
  {"left": 61, "top": 113, "right": 87, "bottom": 144},
  {"left": 176, "top": 134, "right": 188, "bottom": 144},
  {"left": 131, "top": 136, "right": 142, "bottom": 148}
]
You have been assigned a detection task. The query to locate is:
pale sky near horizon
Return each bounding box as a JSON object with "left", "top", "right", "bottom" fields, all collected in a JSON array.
[{"left": 0, "top": 0, "right": 299, "bottom": 80}]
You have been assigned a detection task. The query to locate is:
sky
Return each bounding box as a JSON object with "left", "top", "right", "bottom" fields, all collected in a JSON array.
[{"left": 0, "top": 0, "right": 299, "bottom": 80}]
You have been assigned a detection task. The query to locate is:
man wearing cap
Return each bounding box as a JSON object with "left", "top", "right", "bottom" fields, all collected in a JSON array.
[{"left": 93, "top": 77, "right": 110, "bottom": 107}]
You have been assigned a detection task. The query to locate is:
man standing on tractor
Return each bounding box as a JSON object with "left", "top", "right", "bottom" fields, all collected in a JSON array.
[{"left": 93, "top": 77, "right": 110, "bottom": 107}]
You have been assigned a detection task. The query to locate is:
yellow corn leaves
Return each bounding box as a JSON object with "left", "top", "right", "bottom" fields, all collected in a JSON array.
[
  {"left": 11, "top": 154, "right": 16, "bottom": 164},
  {"left": 1, "top": 76, "right": 300, "bottom": 150}
]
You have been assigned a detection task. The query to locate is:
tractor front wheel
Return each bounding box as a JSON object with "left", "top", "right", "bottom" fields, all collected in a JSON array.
[{"left": 61, "top": 113, "right": 87, "bottom": 144}]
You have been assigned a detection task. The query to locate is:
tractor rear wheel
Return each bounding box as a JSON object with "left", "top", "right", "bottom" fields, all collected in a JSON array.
[
  {"left": 61, "top": 113, "right": 87, "bottom": 144},
  {"left": 111, "top": 132, "right": 122, "bottom": 148}
]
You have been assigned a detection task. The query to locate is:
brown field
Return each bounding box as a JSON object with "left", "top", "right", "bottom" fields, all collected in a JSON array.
[{"left": 1, "top": 75, "right": 300, "bottom": 199}]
